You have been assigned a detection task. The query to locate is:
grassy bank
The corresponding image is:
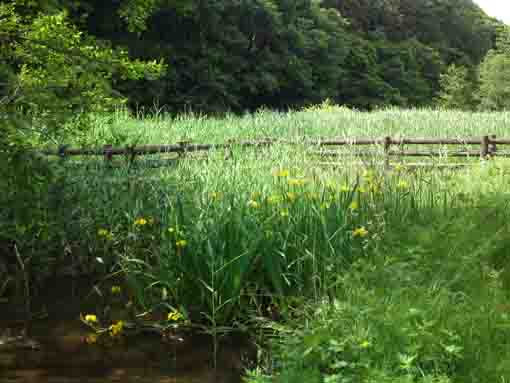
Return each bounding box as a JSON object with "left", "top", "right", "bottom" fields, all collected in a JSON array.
[
  {"left": 246, "top": 198, "right": 510, "bottom": 382},
  {"left": 3, "top": 106, "right": 510, "bottom": 381}
]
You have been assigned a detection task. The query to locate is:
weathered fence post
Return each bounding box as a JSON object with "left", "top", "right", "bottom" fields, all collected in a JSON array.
[
  {"left": 104, "top": 144, "right": 113, "bottom": 165},
  {"left": 177, "top": 140, "right": 190, "bottom": 158},
  {"left": 58, "top": 145, "right": 68, "bottom": 162},
  {"left": 127, "top": 145, "right": 136, "bottom": 166},
  {"left": 489, "top": 134, "right": 497, "bottom": 157},
  {"left": 384, "top": 136, "right": 391, "bottom": 168},
  {"left": 480, "top": 136, "right": 489, "bottom": 160}
]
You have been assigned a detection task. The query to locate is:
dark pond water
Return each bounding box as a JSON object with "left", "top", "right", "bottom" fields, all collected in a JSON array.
[
  {"left": 0, "top": 318, "right": 249, "bottom": 383},
  {"left": 0, "top": 318, "right": 250, "bottom": 382},
  {"left": 0, "top": 277, "right": 252, "bottom": 383}
]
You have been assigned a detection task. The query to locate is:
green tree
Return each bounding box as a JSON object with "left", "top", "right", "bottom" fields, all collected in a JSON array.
[
  {"left": 436, "top": 64, "right": 476, "bottom": 110},
  {"left": 493, "top": 24, "right": 510, "bottom": 54},
  {"left": 337, "top": 37, "right": 398, "bottom": 109},
  {"left": 476, "top": 25, "right": 510, "bottom": 111},
  {"left": 0, "top": 0, "right": 166, "bottom": 280},
  {"left": 378, "top": 39, "right": 441, "bottom": 107},
  {"left": 3, "top": 0, "right": 502, "bottom": 115},
  {"left": 0, "top": 2, "right": 165, "bottom": 141},
  {"left": 314, "top": 0, "right": 498, "bottom": 109},
  {"left": 110, "top": 0, "right": 349, "bottom": 112},
  {"left": 478, "top": 53, "right": 510, "bottom": 110}
]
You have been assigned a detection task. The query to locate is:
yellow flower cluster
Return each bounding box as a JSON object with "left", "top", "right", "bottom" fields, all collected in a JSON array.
[
  {"left": 167, "top": 309, "right": 183, "bottom": 322},
  {"left": 209, "top": 192, "right": 222, "bottom": 200},
  {"left": 134, "top": 217, "right": 154, "bottom": 227},
  {"left": 168, "top": 226, "right": 187, "bottom": 252},
  {"left": 353, "top": 227, "right": 369, "bottom": 238},
  {"left": 248, "top": 199, "right": 260, "bottom": 209},
  {"left": 273, "top": 169, "right": 290, "bottom": 177},
  {"left": 97, "top": 229, "right": 113, "bottom": 241},
  {"left": 287, "top": 178, "right": 307, "bottom": 186},
  {"left": 82, "top": 315, "right": 125, "bottom": 342},
  {"left": 84, "top": 314, "right": 98, "bottom": 324},
  {"left": 359, "top": 340, "right": 371, "bottom": 349},
  {"left": 109, "top": 320, "right": 124, "bottom": 337},
  {"left": 111, "top": 286, "right": 121, "bottom": 294},
  {"left": 176, "top": 239, "right": 187, "bottom": 248}
]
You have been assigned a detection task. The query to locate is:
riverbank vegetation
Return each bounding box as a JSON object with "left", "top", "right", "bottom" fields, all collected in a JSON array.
[
  {"left": 4, "top": 107, "right": 510, "bottom": 382},
  {"left": 2, "top": 1, "right": 510, "bottom": 382}
]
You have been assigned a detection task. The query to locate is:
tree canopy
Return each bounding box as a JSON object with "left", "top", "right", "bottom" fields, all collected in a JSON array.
[
  {"left": 1, "top": 0, "right": 506, "bottom": 120},
  {"left": 0, "top": 0, "right": 167, "bottom": 255}
]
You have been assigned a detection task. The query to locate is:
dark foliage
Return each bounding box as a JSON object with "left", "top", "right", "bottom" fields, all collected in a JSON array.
[{"left": 69, "top": 0, "right": 501, "bottom": 113}]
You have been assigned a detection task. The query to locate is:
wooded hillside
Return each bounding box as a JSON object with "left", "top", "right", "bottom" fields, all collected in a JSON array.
[{"left": 1, "top": 0, "right": 505, "bottom": 115}]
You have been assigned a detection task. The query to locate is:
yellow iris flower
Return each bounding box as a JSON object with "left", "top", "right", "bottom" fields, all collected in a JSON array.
[
  {"left": 111, "top": 286, "right": 121, "bottom": 294},
  {"left": 168, "top": 310, "right": 183, "bottom": 322},
  {"left": 109, "top": 320, "right": 124, "bottom": 337},
  {"left": 84, "top": 314, "right": 98, "bottom": 324},
  {"left": 353, "top": 227, "right": 369, "bottom": 238},
  {"left": 134, "top": 217, "right": 148, "bottom": 226},
  {"left": 176, "top": 239, "right": 187, "bottom": 248}
]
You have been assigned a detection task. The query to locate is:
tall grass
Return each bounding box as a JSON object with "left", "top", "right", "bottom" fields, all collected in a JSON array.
[
  {"left": 50, "top": 138, "right": 509, "bottom": 322},
  {"left": 13, "top": 106, "right": 510, "bottom": 381},
  {"left": 245, "top": 192, "right": 510, "bottom": 383},
  {"left": 62, "top": 104, "right": 510, "bottom": 147}
]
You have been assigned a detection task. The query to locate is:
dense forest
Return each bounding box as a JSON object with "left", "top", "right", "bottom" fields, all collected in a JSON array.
[
  {"left": 1, "top": 0, "right": 509, "bottom": 117},
  {"left": 86, "top": 0, "right": 503, "bottom": 111}
]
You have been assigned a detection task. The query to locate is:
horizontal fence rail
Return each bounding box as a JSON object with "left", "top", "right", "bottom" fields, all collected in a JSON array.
[{"left": 40, "top": 135, "right": 510, "bottom": 166}]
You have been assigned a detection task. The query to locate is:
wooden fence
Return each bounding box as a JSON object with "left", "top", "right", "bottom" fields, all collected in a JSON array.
[{"left": 42, "top": 135, "right": 510, "bottom": 166}]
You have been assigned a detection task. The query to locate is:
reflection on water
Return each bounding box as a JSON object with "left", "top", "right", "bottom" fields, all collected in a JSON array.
[
  {"left": 1, "top": 277, "right": 252, "bottom": 383},
  {"left": 1, "top": 319, "right": 248, "bottom": 383}
]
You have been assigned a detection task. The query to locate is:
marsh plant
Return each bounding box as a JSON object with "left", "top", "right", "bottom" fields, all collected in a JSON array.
[{"left": 4, "top": 107, "right": 510, "bottom": 382}]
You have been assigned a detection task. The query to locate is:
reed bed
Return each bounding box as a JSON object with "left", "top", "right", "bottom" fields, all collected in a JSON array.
[{"left": 35, "top": 106, "right": 510, "bottom": 382}]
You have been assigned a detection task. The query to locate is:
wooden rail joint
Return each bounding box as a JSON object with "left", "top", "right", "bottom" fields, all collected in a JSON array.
[
  {"left": 58, "top": 145, "right": 69, "bottom": 159},
  {"left": 489, "top": 134, "right": 497, "bottom": 157},
  {"left": 177, "top": 140, "right": 191, "bottom": 157},
  {"left": 480, "top": 135, "right": 490, "bottom": 159},
  {"left": 104, "top": 144, "right": 113, "bottom": 163},
  {"left": 127, "top": 145, "right": 137, "bottom": 165}
]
